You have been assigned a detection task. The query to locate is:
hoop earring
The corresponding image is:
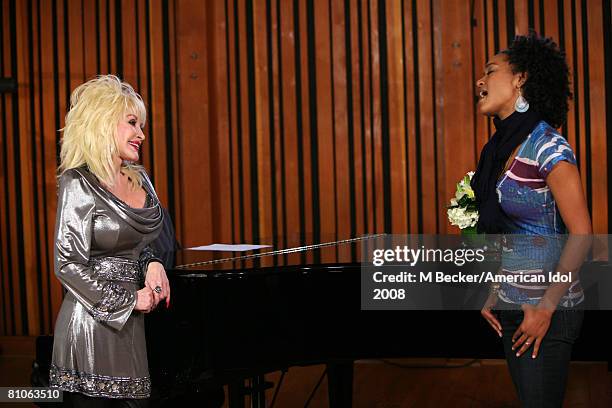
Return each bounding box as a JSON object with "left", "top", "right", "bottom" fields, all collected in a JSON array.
[{"left": 514, "top": 90, "right": 529, "bottom": 112}]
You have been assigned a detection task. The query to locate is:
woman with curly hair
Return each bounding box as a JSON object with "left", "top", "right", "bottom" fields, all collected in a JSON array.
[{"left": 473, "top": 33, "right": 592, "bottom": 406}]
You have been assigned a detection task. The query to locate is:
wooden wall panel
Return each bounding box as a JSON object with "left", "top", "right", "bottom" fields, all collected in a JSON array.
[
  {"left": 0, "top": 0, "right": 177, "bottom": 335},
  {"left": 0, "top": 0, "right": 611, "bottom": 335}
]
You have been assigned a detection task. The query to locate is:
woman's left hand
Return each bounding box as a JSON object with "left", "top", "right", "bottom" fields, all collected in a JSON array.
[
  {"left": 145, "top": 262, "right": 170, "bottom": 309},
  {"left": 512, "top": 304, "right": 553, "bottom": 359}
]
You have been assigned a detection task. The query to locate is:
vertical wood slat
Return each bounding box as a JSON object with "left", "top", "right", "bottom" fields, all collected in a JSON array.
[
  {"left": 416, "top": 0, "right": 437, "bottom": 233},
  {"left": 436, "top": 0, "right": 476, "bottom": 233},
  {"left": 83, "top": 0, "right": 97, "bottom": 78},
  {"left": 586, "top": 0, "right": 608, "bottom": 234},
  {"left": 277, "top": 0, "right": 297, "bottom": 246},
  {"left": 68, "top": 0, "right": 84, "bottom": 90},
  {"left": 402, "top": 0, "right": 417, "bottom": 234},
  {"left": 40, "top": 0, "right": 58, "bottom": 335},
  {"left": 544, "top": 0, "right": 559, "bottom": 41},
  {"left": 210, "top": 0, "right": 232, "bottom": 243},
  {"left": 534, "top": 0, "right": 542, "bottom": 34},
  {"left": 331, "top": 0, "right": 351, "bottom": 254},
  {"left": 148, "top": 0, "right": 170, "bottom": 208},
  {"left": 226, "top": 0, "right": 240, "bottom": 244},
  {"left": 369, "top": 0, "right": 385, "bottom": 233},
  {"left": 30, "top": 0, "right": 47, "bottom": 334},
  {"left": 1, "top": 0, "right": 610, "bottom": 335},
  {"left": 514, "top": 0, "right": 529, "bottom": 34},
  {"left": 298, "top": 0, "right": 313, "bottom": 258},
  {"left": 167, "top": 0, "right": 181, "bottom": 244},
  {"left": 385, "top": 0, "right": 408, "bottom": 234},
  {"left": 270, "top": 0, "right": 283, "bottom": 247},
  {"left": 121, "top": 0, "right": 138, "bottom": 88},
  {"left": 98, "top": 0, "right": 109, "bottom": 75},
  {"left": 108, "top": 0, "right": 116, "bottom": 74},
  {"left": 498, "top": 0, "right": 508, "bottom": 48},
  {"left": 175, "top": 0, "right": 211, "bottom": 247},
  {"left": 0, "top": 0, "right": 5, "bottom": 332},
  {"left": 313, "top": 0, "right": 334, "bottom": 260},
  {"left": 237, "top": 0, "right": 253, "bottom": 244},
  {"left": 350, "top": 0, "right": 365, "bottom": 235},
  {"left": 574, "top": 0, "right": 588, "bottom": 199},
  {"left": 136, "top": 0, "right": 149, "bottom": 170},
  {"left": 15, "top": 0, "right": 32, "bottom": 335},
  {"left": 252, "top": 0, "right": 271, "bottom": 243},
  {"left": 251, "top": 0, "right": 271, "bottom": 264},
  {"left": 563, "top": 0, "right": 576, "bottom": 149},
  {"left": 473, "top": 0, "right": 491, "bottom": 164},
  {"left": 361, "top": 0, "right": 373, "bottom": 235},
  {"left": 1, "top": 0, "right": 17, "bottom": 335}
]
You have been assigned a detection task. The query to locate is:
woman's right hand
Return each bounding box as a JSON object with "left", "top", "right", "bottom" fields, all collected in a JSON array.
[
  {"left": 481, "top": 290, "right": 502, "bottom": 337},
  {"left": 134, "top": 287, "right": 155, "bottom": 313}
]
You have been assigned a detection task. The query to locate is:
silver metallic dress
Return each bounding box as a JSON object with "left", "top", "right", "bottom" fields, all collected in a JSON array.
[{"left": 49, "top": 167, "right": 163, "bottom": 399}]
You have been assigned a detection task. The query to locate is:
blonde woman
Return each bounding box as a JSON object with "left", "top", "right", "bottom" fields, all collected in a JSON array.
[{"left": 49, "top": 75, "right": 169, "bottom": 407}]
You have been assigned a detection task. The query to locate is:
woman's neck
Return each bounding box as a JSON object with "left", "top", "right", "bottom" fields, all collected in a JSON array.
[{"left": 110, "top": 157, "right": 126, "bottom": 187}]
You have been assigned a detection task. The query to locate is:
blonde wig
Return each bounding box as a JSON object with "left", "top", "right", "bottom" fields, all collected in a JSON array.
[{"left": 59, "top": 75, "right": 146, "bottom": 188}]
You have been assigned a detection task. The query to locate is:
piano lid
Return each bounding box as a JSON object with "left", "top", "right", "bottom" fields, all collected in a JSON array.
[{"left": 169, "top": 234, "right": 384, "bottom": 276}]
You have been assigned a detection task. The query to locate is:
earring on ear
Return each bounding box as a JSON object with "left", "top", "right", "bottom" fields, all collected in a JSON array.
[{"left": 514, "top": 88, "right": 529, "bottom": 112}]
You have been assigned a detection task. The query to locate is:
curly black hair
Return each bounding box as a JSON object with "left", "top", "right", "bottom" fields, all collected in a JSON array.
[{"left": 501, "top": 31, "right": 571, "bottom": 128}]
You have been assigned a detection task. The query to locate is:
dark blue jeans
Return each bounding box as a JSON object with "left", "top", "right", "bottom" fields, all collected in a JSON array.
[{"left": 496, "top": 309, "right": 584, "bottom": 407}]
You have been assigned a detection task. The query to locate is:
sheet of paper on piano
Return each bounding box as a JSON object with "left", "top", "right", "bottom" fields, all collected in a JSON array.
[{"left": 187, "top": 243, "right": 272, "bottom": 251}]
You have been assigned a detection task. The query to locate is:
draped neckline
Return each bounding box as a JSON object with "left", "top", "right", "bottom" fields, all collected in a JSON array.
[{"left": 73, "top": 166, "right": 163, "bottom": 234}]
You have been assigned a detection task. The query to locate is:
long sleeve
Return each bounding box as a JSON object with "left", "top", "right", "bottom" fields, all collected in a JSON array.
[
  {"left": 138, "top": 170, "right": 165, "bottom": 273},
  {"left": 138, "top": 245, "right": 163, "bottom": 277},
  {"left": 54, "top": 169, "right": 136, "bottom": 331}
]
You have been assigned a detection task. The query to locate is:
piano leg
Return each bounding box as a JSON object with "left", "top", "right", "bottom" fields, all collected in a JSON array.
[
  {"left": 252, "top": 375, "right": 267, "bottom": 408},
  {"left": 327, "top": 361, "right": 354, "bottom": 407},
  {"left": 227, "top": 375, "right": 270, "bottom": 408},
  {"left": 228, "top": 379, "right": 244, "bottom": 408}
]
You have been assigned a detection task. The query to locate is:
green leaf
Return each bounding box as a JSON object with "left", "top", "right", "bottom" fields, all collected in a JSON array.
[{"left": 457, "top": 195, "right": 472, "bottom": 207}]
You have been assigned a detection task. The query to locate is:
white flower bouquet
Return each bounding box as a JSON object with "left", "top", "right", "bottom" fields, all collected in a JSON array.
[{"left": 447, "top": 171, "right": 479, "bottom": 233}]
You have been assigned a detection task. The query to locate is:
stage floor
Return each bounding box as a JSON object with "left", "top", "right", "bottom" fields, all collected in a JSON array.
[{"left": 1, "top": 337, "right": 610, "bottom": 408}]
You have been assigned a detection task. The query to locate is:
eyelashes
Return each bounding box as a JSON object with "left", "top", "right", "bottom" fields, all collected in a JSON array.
[{"left": 129, "top": 120, "right": 144, "bottom": 129}]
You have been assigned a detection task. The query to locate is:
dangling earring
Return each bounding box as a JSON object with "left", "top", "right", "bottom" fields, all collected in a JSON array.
[{"left": 514, "top": 89, "right": 529, "bottom": 112}]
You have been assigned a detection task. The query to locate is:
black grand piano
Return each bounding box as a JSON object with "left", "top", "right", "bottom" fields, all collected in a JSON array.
[
  {"left": 140, "top": 234, "right": 611, "bottom": 407},
  {"left": 32, "top": 233, "right": 610, "bottom": 407}
]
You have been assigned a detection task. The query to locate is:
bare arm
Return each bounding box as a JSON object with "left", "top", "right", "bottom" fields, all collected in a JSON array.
[
  {"left": 547, "top": 161, "right": 592, "bottom": 234},
  {"left": 513, "top": 161, "right": 592, "bottom": 358},
  {"left": 538, "top": 161, "right": 592, "bottom": 311}
]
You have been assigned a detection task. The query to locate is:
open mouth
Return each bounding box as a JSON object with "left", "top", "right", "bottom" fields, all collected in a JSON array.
[
  {"left": 128, "top": 141, "right": 141, "bottom": 152},
  {"left": 478, "top": 90, "right": 488, "bottom": 100}
]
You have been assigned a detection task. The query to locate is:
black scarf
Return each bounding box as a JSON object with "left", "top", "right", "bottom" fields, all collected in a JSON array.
[{"left": 471, "top": 110, "right": 542, "bottom": 233}]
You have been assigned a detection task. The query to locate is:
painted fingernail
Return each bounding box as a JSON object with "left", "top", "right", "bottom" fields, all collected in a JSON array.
[
  {"left": 532, "top": 355, "right": 536, "bottom": 359},
  {"left": 516, "top": 353, "right": 520, "bottom": 357}
]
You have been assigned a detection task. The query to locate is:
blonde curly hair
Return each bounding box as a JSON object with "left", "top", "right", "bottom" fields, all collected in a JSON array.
[{"left": 59, "top": 75, "right": 146, "bottom": 188}]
